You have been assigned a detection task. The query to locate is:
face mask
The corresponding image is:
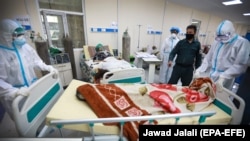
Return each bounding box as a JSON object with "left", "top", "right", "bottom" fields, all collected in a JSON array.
[
  {"left": 171, "top": 33, "right": 177, "bottom": 39},
  {"left": 13, "top": 35, "right": 26, "bottom": 47},
  {"left": 186, "top": 34, "right": 194, "bottom": 40}
]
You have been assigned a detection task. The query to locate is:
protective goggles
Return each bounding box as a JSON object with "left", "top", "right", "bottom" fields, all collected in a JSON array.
[
  {"left": 12, "top": 27, "right": 25, "bottom": 37},
  {"left": 215, "top": 34, "right": 230, "bottom": 42}
]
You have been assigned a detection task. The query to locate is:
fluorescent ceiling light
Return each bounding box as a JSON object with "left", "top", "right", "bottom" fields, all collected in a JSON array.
[
  {"left": 222, "top": 0, "right": 242, "bottom": 6},
  {"left": 243, "top": 13, "right": 250, "bottom": 16}
]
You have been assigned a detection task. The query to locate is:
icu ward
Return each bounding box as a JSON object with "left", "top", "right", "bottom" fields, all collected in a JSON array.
[{"left": 0, "top": 0, "right": 250, "bottom": 141}]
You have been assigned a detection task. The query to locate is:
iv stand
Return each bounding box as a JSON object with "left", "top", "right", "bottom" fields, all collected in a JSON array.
[{"left": 137, "top": 24, "right": 142, "bottom": 51}]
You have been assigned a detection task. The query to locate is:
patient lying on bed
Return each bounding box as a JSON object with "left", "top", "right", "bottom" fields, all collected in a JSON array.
[
  {"left": 87, "top": 56, "right": 135, "bottom": 83},
  {"left": 76, "top": 77, "right": 216, "bottom": 141}
]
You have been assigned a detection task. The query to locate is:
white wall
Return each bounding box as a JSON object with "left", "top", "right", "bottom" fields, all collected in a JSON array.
[
  {"left": 84, "top": 0, "right": 250, "bottom": 55},
  {"left": 1, "top": 0, "right": 250, "bottom": 55},
  {"left": 0, "top": 0, "right": 43, "bottom": 48}
]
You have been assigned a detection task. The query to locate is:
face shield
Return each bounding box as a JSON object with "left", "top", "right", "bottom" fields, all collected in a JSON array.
[
  {"left": 215, "top": 20, "right": 235, "bottom": 43},
  {"left": 12, "top": 27, "right": 26, "bottom": 47},
  {"left": 215, "top": 34, "right": 230, "bottom": 42},
  {"left": 0, "top": 19, "right": 25, "bottom": 47},
  {"left": 12, "top": 27, "right": 25, "bottom": 38}
]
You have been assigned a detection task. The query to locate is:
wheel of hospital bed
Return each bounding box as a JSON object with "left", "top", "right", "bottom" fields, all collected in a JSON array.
[
  {"left": 11, "top": 72, "right": 64, "bottom": 137},
  {"left": 100, "top": 68, "right": 146, "bottom": 84}
]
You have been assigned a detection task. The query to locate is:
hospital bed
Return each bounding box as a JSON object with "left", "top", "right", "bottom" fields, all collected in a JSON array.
[
  {"left": 82, "top": 45, "right": 146, "bottom": 84},
  {"left": 11, "top": 71, "right": 64, "bottom": 137},
  {"left": 38, "top": 79, "right": 245, "bottom": 140}
]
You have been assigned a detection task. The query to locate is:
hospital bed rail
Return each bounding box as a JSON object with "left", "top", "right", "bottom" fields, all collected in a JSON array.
[
  {"left": 46, "top": 111, "right": 216, "bottom": 141},
  {"left": 213, "top": 83, "right": 245, "bottom": 124},
  {"left": 12, "top": 71, "right": 64, "bottom": 137},
  {"left": 100, "top": 68, "right": 145, "bottom": 84}
]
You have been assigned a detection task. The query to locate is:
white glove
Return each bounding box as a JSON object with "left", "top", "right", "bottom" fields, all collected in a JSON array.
[
  {"left": 48, "top": 65, "right": 58, "bottom": 74},
  {"left": 16, "top": 87, "right": 29, "bottom": 97},
  {"left": 193, "top": 71, "right": 200, "bottom": 78},
  {"left": 215, "top": 77, "right": 225, "bottom": 91},
  {"left": 7, "top": 87, "right": 29, "bottom": 100},
  {"left": 217, "top": 77, "right": 225, "bottom": 86}
]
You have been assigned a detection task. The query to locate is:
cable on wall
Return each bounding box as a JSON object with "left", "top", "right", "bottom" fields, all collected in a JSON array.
[
  {"left": 117, "top": 0, "right": 119, "bottom": 53},
  {"left": 160, "top": 0, "right": 168, "bottom": 48}
]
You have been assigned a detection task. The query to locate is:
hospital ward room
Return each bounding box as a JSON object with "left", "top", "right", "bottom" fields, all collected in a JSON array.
[{"left": 0, "top": 0, "right": 250, "bottom": 141}]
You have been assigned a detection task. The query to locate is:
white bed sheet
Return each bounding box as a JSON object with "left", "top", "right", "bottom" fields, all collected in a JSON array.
[{"left": 86, "top": 56, "right": 135, "bottom": 72}]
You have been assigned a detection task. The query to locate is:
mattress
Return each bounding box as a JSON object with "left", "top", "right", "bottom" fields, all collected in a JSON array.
[{"left": 46, "top": 80, "right": 232, "bottom": 135}]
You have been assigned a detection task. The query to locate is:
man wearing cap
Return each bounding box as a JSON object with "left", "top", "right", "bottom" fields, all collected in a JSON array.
[
  {"left": 0, "top": 19, "right": 57, "bottom": 120},
  {"left": 159, "top": 26, "right": 180, "bottom": 83}
]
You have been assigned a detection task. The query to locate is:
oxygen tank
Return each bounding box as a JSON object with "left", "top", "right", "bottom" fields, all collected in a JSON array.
[
  {"left": 34, "top": 39, "right": 50, "bottom": 76},
  {"left": 35, "top": 40, "right": 50, "bottom": 65},
  {"left": 122, "top": 29, "right": 131, "bottom": 62},
  {"left": 63, "top": 35, "right": 77, "bottom": 79}
]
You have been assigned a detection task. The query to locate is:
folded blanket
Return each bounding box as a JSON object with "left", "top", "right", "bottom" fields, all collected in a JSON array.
[{"left": 77, "top": 77, "right": 216, "bottom": 141}]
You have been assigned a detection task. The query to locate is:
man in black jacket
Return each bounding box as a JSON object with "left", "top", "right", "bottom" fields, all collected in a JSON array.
[{"left": 167, "top": 25, "right": 202, "bottom": 86}]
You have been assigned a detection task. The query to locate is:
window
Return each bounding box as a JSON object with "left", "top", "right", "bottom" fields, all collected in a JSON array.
[
  {"left": 38, "top": 0, "right": 82, "bottom": 12},
  {"left": 38, "top": 0, "right": 86, "bottom": 48}
]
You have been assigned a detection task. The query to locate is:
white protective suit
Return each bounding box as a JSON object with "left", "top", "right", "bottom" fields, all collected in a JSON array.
[
  {"left": 0, "top": 19, "right": 54, "bottom": 120},
  {"left": 159, "top": 28, "right": 180, "bottom": 83},
  {"left": 195, "top": 20, "right": 250, "bottom": 89}
]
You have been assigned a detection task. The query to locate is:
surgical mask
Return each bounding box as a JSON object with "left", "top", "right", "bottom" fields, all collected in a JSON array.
[
  {"left": 171, "top": 33, "right": 177, "bottom": 39},
  {"left": 13, "top": 35, "right": 26, "bottom": 47},
  {"left": 185, "top": 34, "right": 194, "bottom": 40}
]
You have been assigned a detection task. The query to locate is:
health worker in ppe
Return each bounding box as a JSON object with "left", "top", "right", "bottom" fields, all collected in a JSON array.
[
  {"left": 0, "top": 19, "right": 57, "bottom": 120},
  {"left": 159, "top": 27, "right": 180, "bottom": 83},
  {"left": 194, "top": 20, "right": 250, "bottom": 90}
]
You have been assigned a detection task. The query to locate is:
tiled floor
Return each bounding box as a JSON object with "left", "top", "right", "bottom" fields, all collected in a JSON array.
[{"left": 0, "top": 67, "right": 161, "bottom": 138}]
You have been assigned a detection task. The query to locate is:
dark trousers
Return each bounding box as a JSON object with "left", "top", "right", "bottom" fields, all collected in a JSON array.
[
  {"left": 0, "top": 102, "right": 5, "bottom": 122},
  {"left": 237, "top": 67, "right": 250, "bottom": 125},
  {"left": 168, "top": 64, "right": 194, "bottom": 86}
]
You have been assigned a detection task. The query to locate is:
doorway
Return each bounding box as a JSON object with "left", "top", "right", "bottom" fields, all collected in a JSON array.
[
  {"left": 41, "top": 11, "right": 67, "bottom": 48},
  {"left": 191, "top": 19, "right": 201, "bottom": 41}
]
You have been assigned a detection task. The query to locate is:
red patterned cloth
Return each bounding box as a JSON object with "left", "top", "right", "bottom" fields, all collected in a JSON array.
[
  {"left": 77, "top": 84, "right": 156, "bottom": 141},
  {"left": 77, "top": 78, "right": 216, "bottom": 141}
]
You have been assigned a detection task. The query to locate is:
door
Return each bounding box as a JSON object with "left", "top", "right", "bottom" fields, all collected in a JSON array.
[
  {"left": 41, "top": 11, "right": 68, "bottom": 48},
  {"left": 191, "top": 19, "right": 201, "bottom": 42}
]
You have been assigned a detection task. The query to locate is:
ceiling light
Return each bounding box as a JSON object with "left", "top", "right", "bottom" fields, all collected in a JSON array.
[
  {"left": 243, "top": 13, "right": 250, "bottom": 16},
  {"left": 222, "top": 0, "right": 242, "bottom": 6}
]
